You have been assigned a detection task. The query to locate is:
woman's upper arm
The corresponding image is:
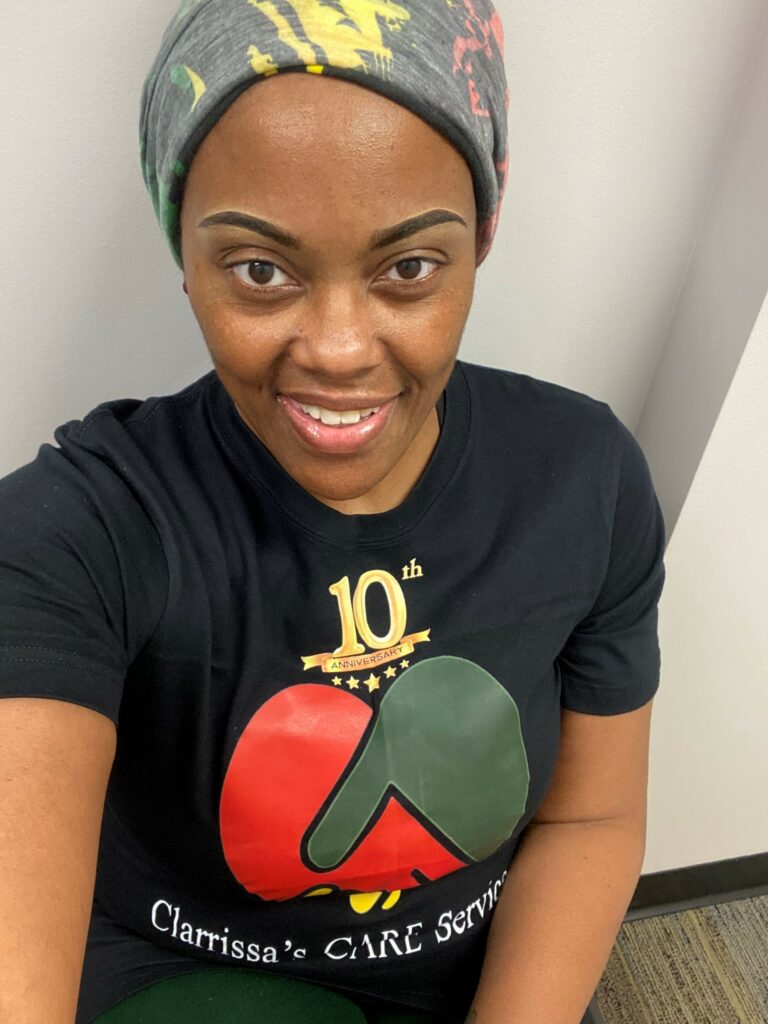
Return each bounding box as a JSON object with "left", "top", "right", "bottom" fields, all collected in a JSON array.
[
  {"left": 0, "top": 697, "right": 116, "bottom": 1024},
  {"left": 540, "top": 414, "right": 664, "bottom": 832},
  {"left": 530, "top": 698, "right": 654, "bottom": 829}
]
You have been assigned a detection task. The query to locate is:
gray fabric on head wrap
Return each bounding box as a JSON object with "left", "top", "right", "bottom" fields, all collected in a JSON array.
[{"left": 140, "top": 0, "right": 509, "bottom": 269}]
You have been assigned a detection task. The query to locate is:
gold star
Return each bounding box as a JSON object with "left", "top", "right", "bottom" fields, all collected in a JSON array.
[
  {"left": 400, "top": 659, "right": 410, "bottom": 669},
  {"left": 384, "top": 665, "right": 397, "bottom": 679},
  {"left": 364, "top": 673, "right": 380, "bottom": 693},
  {"left": 331, "top": 676, "right": 343, "bottom": 686},
  {"left": 347, "top": 676, "right": 360, "bottom": 690}
]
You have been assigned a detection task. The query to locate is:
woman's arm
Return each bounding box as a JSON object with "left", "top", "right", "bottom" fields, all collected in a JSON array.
[
  {"left": 0, "top": 698, "right": 116, "bottom": 1024},
  {"left": 467, "top": 699, "right": 653, "bottom": 1024}
]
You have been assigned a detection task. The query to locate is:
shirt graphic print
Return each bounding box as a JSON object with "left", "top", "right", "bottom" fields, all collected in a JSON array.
[{"left": 219, "top": 564, "right": 531, "bottom": 906}]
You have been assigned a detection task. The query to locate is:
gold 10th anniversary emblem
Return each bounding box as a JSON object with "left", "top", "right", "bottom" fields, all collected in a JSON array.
[{"left": 302, "top": 562, "right": 430, "bottom": 675}]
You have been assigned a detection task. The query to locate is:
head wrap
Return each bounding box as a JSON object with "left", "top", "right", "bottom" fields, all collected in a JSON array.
[{"left": 140, "top": 0, "right": 509, "bottom": 269}]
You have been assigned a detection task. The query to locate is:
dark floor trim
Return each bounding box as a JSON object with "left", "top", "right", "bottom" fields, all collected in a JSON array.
[
  {"left": 585, "top": 994, "right": 608, "bottom": 1024},
  {"left": 625, "top": 851, "right": 768, "bottom": 922}
]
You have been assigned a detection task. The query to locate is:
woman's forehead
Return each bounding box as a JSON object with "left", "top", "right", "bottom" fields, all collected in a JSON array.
[
  {"left": 202, "top": 72, "right": 456, "bottom": 158},
  {"left": 184, "top": 74, "right": 476, "bottom": 221}
]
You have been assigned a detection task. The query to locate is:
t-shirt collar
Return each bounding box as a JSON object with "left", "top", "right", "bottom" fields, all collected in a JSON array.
[{"left": 207, "top": 361, "right": 471, "bottom": 546}]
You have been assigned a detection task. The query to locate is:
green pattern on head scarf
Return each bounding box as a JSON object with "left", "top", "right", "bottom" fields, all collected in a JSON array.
[
  {"left": 140, "top": 0, "right": 509, "bottom": 269},
  {"left": 155, "top": 159, "right": 186, "bottom": 246},
  {"left": 173, "top": 0, "right": 208, "bottom": 25},
  {"left": 170, "top": 63, "right": 208, "bottom": 111}
]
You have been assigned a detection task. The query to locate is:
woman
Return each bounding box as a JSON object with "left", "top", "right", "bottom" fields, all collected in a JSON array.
[{"left": 0, "top": 1, "right": 666, "bottom": 1022}]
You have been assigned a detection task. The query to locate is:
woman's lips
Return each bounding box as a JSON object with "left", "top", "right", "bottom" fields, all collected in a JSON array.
[{"left": 278, "top": 394, "right": 396, "bottom": 454}]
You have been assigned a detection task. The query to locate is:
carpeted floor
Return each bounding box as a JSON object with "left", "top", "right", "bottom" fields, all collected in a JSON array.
[{"left": 594, "top": 895, "right": 768, "bottom": 1023}]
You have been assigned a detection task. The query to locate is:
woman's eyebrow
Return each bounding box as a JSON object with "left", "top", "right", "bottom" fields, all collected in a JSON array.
[
  {"left": 198, "top": 211, "right": 299, "bottom": 248},
  {"left": 197, "top": 208, "right": 467, "bottom": 251},
  {"left": 369, "top": 209, "right": 467, "bottom": 248}
]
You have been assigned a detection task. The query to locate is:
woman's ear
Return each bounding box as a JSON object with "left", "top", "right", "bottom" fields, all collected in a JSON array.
[{"left": 182, "top": 280, "right": 189, "bottom": 295}]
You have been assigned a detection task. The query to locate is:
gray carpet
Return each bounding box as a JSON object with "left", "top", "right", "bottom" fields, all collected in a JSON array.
[{"left": 594, "top": 895, "right": 768, "bottom": 1023}]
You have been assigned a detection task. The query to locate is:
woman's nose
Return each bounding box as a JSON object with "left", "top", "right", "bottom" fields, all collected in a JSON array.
[{"left": 288, "top": 285, "right": 385, "bottom": 379}]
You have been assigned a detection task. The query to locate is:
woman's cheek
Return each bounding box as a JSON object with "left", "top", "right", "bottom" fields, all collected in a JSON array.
[{"left": 202, "top": 305, "right": 285, "bottom": 365}]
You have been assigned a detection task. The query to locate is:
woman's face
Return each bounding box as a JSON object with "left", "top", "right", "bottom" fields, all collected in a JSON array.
[{"left": 180, "top": 72, "right": 478, "bottom": 514}]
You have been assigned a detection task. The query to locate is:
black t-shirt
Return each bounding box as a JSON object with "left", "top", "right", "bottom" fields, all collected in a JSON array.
[{"left": 0, "top": 359, "right": 665, "bottom": 1017}]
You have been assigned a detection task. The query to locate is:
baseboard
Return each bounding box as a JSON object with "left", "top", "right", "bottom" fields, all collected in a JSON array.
[
  {"left": 585, "top": 994, "right": 608, "bottom": 1024},
  {"left": 625, "top": 850, "right": 768, "bottom": 922}
]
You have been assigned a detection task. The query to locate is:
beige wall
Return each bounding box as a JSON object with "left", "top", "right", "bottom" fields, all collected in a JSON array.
[
  {"left": 645, "top": 291, "right": 768, "bottom": 872},
  {"left": 637, "top": 8, "right": 768, "bottom": 541},
  {"left": 1, "top": 2, "right": 767, "bottom": 871},
  {"left": 636, "top": 11, "right": 768, "bottom": 871},
  {"left": 465, "top": 0, "right": 767, "bottom": 427}
]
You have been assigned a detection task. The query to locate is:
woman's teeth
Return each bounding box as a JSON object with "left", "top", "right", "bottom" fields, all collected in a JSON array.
[{"left": 296, "top": 402, "right": 381, "bottom": 426}]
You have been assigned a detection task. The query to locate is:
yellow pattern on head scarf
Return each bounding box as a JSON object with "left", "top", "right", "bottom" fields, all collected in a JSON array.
[
  {"left": 182, "top": 65, "right": 207, "bottom": 110},
  {"left": 247, "top": 0, "right": 411, "bottom": 76},
  {"left": 247, "top": 44, "right": 282, "bottom": 76}
]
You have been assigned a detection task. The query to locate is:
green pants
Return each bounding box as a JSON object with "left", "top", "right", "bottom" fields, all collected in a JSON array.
[{"left": 94, "top": 969, "right": 438, "bottom": 1023}]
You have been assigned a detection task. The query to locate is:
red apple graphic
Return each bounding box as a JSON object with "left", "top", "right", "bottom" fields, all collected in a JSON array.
[
  {"left": 219, "top": 658, "right": 529, "bottom": 902},
  {"left": 219, "top": 683, "right": 466, "bottom": 900}
]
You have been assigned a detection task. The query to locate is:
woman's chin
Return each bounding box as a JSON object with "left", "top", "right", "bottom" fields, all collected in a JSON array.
[{"left": 304, "top": 474, "right": 390, "bottom": 513}]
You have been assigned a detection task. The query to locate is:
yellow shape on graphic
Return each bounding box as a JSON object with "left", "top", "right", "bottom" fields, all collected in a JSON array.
[
  {"left": 183, "top": 65, "right": 207, "bottom": 110},
  {"left": 348, "top": 889, "right": 402, "bottom": 913},
  {"left": 305, "top": 886, "right": 334, "bottom": 896},
  {"left": 381, "top": 889, "right": 402, "bottom": 910},
  {"left": 247, "top": 0, "right": 411, "bottom": 76},
  {"left": 349, "top": 891, "right": 382, "bottom": 914},
  {"left": 364, "top": 672, "right": 380, "bottom": 693}
]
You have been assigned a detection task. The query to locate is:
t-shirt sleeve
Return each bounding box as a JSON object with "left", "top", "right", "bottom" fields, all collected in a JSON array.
[
  {"left": 0, "top": 427, "right": 167, "bottom": 724},
  {"left": 557, "top": 413, "right": 666, "bottom": 715}
]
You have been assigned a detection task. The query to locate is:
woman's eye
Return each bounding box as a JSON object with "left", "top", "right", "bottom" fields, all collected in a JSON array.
[
  {"left": 384, "top": 257, "right": 440, "bottom": 284},
  {"left": 230, "top": 261, "right": 293, "bottom": 289}
]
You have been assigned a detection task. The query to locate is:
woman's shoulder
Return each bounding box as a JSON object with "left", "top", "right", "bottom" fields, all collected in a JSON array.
[
  {"left": 459, "top": 358, "right": 608, "bottom": 409},
  {"left": 50, "top": 368, "right": 218, "bottom": 456},
  {"left": 0, "top": 374, "right": 220, "bottom": 686},
  {"left": 457, "top": 358, "right": 623, "bottom": 448},
  {"left": 0, "top": 370, "right": 218, "bottom": 513}
]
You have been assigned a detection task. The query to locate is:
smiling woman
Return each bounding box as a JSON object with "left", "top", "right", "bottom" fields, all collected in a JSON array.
[
  {"left": 0, "top": 2, "right": 665, "bottom": 1024},
  {"left": 181, "top": 72, "right": 478, "bottom": 513}
]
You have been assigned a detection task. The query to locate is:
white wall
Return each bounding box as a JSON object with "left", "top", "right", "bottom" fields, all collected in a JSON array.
[
  {"left": 645, "top": 289, "right": 768, "bottom": 872},
  {"left": 636, "top": 9, "right": 768, "bottom": 541},
  {"left": 465, "top": 0, "right": 768, "bottom": 427},
  {"left": 638, "top": 13, "right": 768, "bottom": 872},
  {"left": 1, "top": 2, "right": 767, "bottom": 871},
  {"left": 0, "top": 3, "right": 209, "bottom": 478}
]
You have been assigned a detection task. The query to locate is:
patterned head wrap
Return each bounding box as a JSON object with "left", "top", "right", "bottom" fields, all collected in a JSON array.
[{"left": 140, "top": 0, "right": 509, "bottom": 269}]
